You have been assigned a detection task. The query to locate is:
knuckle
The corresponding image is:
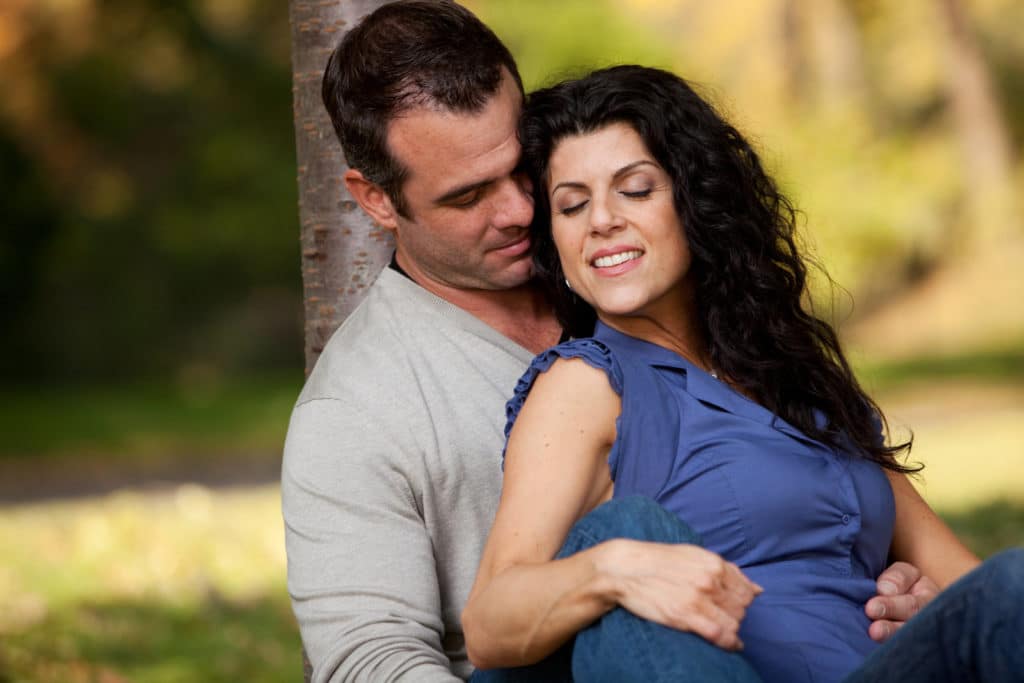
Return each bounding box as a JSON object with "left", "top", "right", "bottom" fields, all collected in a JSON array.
[
  {"left": 703, "top": 621, "right": 724, "bottom": 640},
  {"left": 693, "top": 574, "right": 715, "bottom": 592}
]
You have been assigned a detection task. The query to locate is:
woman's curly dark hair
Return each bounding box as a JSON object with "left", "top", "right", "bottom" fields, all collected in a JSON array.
[{"left": 520, "top": 64, "right": 915, "bottom": 472}]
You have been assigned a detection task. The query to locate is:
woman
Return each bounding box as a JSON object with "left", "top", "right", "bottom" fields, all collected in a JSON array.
[{"left": 462, "top": 65, "right": 1022, "bottom": 683}]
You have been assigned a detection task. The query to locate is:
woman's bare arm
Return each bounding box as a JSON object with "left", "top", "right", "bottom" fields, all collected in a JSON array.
[
  {"left": 462, "top": 358, "right": 759, "bottom": 669},
  {"left": 886, "top": 470, "right": 981, "bottom": 589}
]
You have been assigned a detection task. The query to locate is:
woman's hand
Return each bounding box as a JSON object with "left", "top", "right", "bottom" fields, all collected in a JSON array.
[{"left": 597, "top": 538, "right": 763, "bottom": 650}]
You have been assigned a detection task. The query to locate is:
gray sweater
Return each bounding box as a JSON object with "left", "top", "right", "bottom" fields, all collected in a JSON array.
[{"left": 282, "top": 268, "right": 535, "bottom": 682}]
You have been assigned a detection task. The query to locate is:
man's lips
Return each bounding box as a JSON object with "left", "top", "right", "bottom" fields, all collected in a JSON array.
[{"left": 492, "top": 235, "right": 531, "bottom": 257}]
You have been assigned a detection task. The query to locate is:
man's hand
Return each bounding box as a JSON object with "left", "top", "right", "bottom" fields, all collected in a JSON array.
[{"left": 864, "top": 562, "right": 939, "bottom": 642}]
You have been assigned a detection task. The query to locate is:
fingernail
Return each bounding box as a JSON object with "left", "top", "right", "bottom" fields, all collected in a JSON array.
[
  {"left": 869, "top": 602, "right": 885, "bottom": 618},
  {"left": 878, "top": 580, "right": 898, "bottom": 596}
]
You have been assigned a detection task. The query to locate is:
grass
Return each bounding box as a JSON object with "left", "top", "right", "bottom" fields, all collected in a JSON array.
[
  {"left": 0, "top": 373, "right": 303, "bottom": 460},
  {"left": 856, "top": 343, "right": 1024, "bottom": 393},
  {"left": 0, "top": 482, "right": 1019, "bottom": 682},
  {"left": 0, "top": 485, "right": 300, "bottom": 682}
]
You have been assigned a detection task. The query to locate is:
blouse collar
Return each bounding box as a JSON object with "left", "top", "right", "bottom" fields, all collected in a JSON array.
[{"left": 592, "top": 321, "right": 828, "bottom": 441}]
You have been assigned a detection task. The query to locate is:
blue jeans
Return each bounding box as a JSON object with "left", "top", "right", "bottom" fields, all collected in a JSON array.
[
  {"left": 470, "top": 496, "right": 762, "bottom": 683},
  {"left": 844, "top": 545, "right": 1024, "bottom": 683},
  {"left": 471, "top": 496, "right": 1024, "bottom": 683}
]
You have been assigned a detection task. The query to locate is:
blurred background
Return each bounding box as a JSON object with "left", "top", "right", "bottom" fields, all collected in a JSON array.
[{"left": 1, "top": 0, "right": 1021, "bottom": 680}]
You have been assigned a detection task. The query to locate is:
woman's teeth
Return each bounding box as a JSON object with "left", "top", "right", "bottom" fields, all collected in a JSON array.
[{"left": 593, "top": 250, "right": 642, "bottom": 268}]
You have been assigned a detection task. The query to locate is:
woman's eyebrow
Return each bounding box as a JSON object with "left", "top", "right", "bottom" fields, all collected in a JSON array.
[
  {"left": 612, "top": 160, "right": 658, "bottom": 179},
  {"left": 550, "top": 160, "right": 659, "bottom": 194}
]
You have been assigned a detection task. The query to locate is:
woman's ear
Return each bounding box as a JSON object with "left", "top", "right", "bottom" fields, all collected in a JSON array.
[{"left": 343, "top": 169, "right": 400, "bottom": 231}]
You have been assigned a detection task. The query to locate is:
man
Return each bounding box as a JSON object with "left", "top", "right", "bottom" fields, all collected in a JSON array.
[{"left": 282, "top": 2, "right": 937, "bottom": 681}]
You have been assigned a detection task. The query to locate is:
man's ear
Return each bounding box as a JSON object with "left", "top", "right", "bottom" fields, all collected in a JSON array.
[{"left": 344, "top": 169, "right": 400, "bottom": 231}]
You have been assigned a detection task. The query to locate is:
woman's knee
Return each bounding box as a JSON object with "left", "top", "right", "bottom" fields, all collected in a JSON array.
[
  {"left": 981, "top": 547, "right": 1024, "bottom": 597},
  {"left": 562, "top": 496, "right": 701, "bottom": 555}
]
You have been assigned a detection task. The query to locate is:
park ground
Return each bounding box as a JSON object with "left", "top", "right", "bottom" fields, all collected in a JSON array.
[{"left": 1, "top": 356, "right": 1022, "bottom": 682}]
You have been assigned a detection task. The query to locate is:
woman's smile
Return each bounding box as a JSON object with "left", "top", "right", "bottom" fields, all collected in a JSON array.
[{"left": 591, "top": 248, "right": 644, "bottom": 271}]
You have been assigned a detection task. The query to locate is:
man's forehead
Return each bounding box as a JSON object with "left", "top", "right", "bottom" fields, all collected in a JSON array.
[{"left": 386, "top": 96, "right": 522, "bottom": 193}]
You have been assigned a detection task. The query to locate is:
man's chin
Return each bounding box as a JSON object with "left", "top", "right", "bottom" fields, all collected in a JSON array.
[{"left": 468, "top": 254, "right": 532, "bottom": 290}]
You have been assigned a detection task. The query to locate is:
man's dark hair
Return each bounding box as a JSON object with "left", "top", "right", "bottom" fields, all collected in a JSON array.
[{"left": 322, "top": 0, "right": 523, "bottom": 217}]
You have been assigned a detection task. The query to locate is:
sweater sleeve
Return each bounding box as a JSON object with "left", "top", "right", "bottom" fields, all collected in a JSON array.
[{"left": 282, "top": 397, "right": 463, "bottom": 683}]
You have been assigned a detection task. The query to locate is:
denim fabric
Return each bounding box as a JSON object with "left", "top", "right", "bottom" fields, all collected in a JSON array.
[
  {"left": 470, "top": 497, "right": 763, "bottom": 683},
  {"left": 470, "top": 497, "right": 1024, "bottom": 682},
  {"left": 843, "top": 546, "right": 1024, "bottom": 683}
]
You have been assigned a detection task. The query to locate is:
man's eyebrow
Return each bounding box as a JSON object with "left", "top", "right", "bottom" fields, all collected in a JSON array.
[
  {"left": 433, "top": 178, "right": 494, "bottom": 205},
  {"left": 550, "top": 160, "right": 658, "bottom": 194}
]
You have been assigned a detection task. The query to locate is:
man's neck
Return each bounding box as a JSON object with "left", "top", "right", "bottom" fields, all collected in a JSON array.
[
  {"left": 390, "top": 258, "right": 561, "bottom": 353},
  {"left": 442, "top": 282, "right": 563, "bottom": 355}
]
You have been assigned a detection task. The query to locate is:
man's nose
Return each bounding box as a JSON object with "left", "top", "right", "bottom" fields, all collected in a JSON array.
[{"left": 492, "top": 177, "right": 534, "bottom": 229}]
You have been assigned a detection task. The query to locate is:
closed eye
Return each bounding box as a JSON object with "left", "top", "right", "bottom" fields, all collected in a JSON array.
[
  {"left": 558, "top": 200, "right": 588, "bottom": 216},
  {"left": 449, "top": 191, "right": 484, "bottom": 208},
  {"left": 621, "top": 189, "right": 652, "bottom": 199}
]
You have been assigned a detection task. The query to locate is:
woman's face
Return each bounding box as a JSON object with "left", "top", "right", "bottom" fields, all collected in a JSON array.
[{"left": 547, "top": 122, "right": 693, "bottom": 326}]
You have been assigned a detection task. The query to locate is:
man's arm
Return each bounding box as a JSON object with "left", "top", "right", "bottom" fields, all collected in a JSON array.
[{"left": 282, "top": 398, "right": 462, "bottom": 683}]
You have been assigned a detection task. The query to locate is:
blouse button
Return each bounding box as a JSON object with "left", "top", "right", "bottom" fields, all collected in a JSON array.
[{"left": 841, "top": 514, "right": 851, "bottom": 525}]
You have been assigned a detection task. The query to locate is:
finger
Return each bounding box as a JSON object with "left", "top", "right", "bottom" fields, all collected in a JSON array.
[
  {"left": 726, "top": 562, "right": 761, "bottom": 591},
  {"left": 909, "top": 576, "right": 940, "bottom": 604},
  {"left": 868, "top": 618, "right": 903, "bottom": 643},
  {"left": 868, "top": 593, "right": 922, "bottom": 623},
  {"left": 716, "top": 581, "right": 757, "bottom": 620},
  {"left": 719, "top": 563, "right": 761, "bottom": 601},
  {"left": 876, "top": 561, "right": 921, "bottom": 596},
  {"left": 686, "top": 609, "right": 743, "bottom": 651}
]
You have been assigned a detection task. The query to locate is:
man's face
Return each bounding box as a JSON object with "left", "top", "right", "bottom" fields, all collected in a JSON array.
[{"left": 384, "top": 72, "right": 535, "bottom": 292}]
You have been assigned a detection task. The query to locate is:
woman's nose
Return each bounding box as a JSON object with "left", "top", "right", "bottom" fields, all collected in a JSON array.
[{"left": 589, "top": 196, "right": 625, "bottom": 234}]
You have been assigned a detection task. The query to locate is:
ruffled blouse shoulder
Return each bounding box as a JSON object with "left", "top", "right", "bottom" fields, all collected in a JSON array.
[{"left": 502, "top": 338, "right": 624, "bottom": 463}]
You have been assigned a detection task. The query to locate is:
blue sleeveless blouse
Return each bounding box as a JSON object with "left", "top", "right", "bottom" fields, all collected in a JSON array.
[{"left": 504, "top": 322, "right": 895, "bottom": 683}]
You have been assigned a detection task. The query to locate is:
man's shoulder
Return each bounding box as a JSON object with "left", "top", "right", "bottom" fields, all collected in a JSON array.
[
  {"left": 295, "top": 272, "right": 425, "bottom": 402},
  {"left": 295, "top": 268, "right": 531, "bottom": 406}
]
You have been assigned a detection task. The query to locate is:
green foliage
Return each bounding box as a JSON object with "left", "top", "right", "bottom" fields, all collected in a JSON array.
[
  {"left": 0, "top": 373, "right": 301, "bottom": 458},
  {"left": 467, "top": 0, "right": 676, "bottom": 90},
  {"left": 3, "top": 0, "right": 1023, "bottom": 382},
  {"left": 857, "top": 343, "right": 1024, "bottom": 392},
  {"left": 1, "top": 0, "right": 301, "bottom": 382},
  {"left": 943, "top": 500, "right": 1024, "bottom": 559}
]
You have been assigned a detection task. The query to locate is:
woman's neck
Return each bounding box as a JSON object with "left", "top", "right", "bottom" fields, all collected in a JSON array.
[{"left": 599, "top": 311, "right": 712, "bottom": 373}]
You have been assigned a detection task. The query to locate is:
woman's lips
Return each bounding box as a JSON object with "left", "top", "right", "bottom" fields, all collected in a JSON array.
[{"left": 590, "top": 248, "right": 644, "bottom": 276}]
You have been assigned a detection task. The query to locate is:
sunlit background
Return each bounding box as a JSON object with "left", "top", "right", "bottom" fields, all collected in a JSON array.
[{"left": 1, "top": 0, "right": 1021, "bottom": 680}]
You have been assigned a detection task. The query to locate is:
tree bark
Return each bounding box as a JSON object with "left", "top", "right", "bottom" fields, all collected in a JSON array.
[
  {"left": 936, "top": 0, "right": 1018, "bottom": 247},
  {"left": 289, "top": 0, "right": 394, "bottom": 375}
]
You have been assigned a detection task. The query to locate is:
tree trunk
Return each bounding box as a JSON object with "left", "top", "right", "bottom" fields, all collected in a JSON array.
[
  {"left": 289, "top": 0, "right": 394, "bottom": 375},
  {"left": 936, "top": 0, "right": 1018, "bottom": 248}
]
